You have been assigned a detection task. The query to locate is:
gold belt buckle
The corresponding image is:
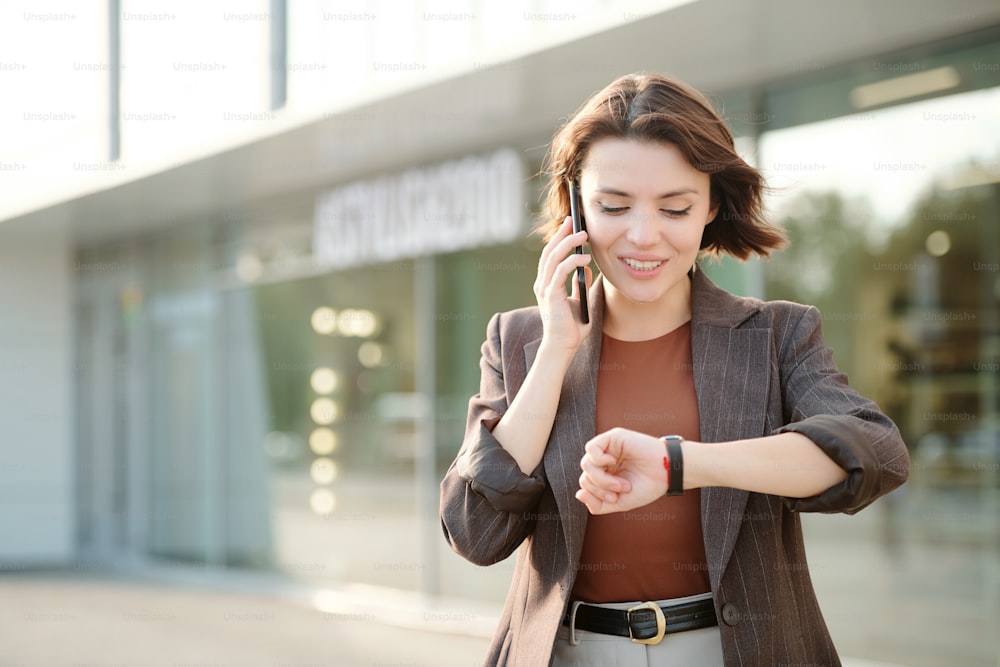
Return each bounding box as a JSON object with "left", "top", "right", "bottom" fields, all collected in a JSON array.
[{"left": 626, "top": 601, "right": 666, "bottom": 645}]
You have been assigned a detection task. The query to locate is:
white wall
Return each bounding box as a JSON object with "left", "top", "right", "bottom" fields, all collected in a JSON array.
[{"left": 0, "top": 235, "right": 74, "bottom": 565}]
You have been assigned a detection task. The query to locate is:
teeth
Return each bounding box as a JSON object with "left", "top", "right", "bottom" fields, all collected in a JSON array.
[{"left": 623, "top": 258, "right": 664, "bottom": 271}]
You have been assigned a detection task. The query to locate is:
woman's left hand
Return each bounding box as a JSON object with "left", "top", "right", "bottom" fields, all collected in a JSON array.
[{"left": 575, "top": 428, "right": 669, "bottom": 514}]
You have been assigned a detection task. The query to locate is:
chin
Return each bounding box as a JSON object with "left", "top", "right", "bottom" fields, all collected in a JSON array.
[
  {"left": 600, "top": 259, "right": 691, "bottom": 304},
  {"left": 627, "top": 291, "right": 666, "bottom": 305},
  {"left": 615, "top": 283, "right": 667, "bottom": 305}
]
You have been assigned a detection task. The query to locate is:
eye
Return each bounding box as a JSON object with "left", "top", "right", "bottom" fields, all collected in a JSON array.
[
  {"left": 598, "top": 204, "right": 628, "bottom": 215},
  {"left": 663, "top": 205, "right": 693, "bottom": 218}
]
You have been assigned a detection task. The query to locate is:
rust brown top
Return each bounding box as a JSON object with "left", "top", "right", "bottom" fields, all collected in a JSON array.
[{"left": 571, "top": 321, "right": 711, "bottom": 603}]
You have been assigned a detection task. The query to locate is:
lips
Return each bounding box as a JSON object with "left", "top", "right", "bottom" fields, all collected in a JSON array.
[{"left": 622, "top": 257, "right": 665, "bottom": 271}]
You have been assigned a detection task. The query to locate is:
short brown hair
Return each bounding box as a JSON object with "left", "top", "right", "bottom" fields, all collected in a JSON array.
[{"left": 537, "top": 73, "right": 785, "bottom": 260}]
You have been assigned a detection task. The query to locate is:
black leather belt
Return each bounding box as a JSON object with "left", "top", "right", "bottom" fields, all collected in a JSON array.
[{"left": 563, "top": 598, "right": 718, "bottom": 645}]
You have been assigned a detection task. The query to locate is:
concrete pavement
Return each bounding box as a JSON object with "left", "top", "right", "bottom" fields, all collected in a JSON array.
[
  {"left": 0, "top": 569, "right": 490, "bottom": 667},
  {"left": 0, "top": 565, "right": 927, "bottom": 667},
  {"left": 2, "top": 489, "right": 998, "bottom": 667}
]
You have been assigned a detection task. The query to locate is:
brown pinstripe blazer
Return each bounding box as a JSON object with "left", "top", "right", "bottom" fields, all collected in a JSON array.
[{"left": 440, "top": 269, "right": 909, "bottom": 666}]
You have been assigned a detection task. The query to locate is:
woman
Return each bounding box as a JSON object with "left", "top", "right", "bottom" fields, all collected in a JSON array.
[{"left": 439, "top": 73, "right": 909, "bottom": 666}]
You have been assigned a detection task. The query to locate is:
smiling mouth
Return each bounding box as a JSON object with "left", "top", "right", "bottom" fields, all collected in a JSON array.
[{"left": 622, "top": 257, "right": 665, "bottom": 271}]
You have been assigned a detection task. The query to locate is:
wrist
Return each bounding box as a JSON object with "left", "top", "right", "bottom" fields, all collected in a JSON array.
[
  {"left": 678, "top": 440, "right": 718, "bottom": 490},
  {"left": 536, "top": 338, "right": 579, "bottom": 368}
]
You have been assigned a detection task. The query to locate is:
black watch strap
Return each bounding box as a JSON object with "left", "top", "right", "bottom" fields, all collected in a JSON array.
[{"left": 662, "top": 435, "right": 684, "bottom": 496}]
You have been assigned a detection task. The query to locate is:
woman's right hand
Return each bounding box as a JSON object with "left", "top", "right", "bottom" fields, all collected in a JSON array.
[
  {"left": 486, "top": 217, "right": 593, "bottom": 475},
  {"left": 533, "top": 216, "right": 593, "bottom": 352}
]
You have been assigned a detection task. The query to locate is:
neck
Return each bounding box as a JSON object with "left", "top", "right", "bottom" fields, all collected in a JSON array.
[{"left": 602, "top": 275, "right": 693, "bottom": 341}]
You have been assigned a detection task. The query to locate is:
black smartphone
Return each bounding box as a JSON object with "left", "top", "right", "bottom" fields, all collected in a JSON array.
[{"left": 568, "top": 181, "right": 589, "bottom": 324}]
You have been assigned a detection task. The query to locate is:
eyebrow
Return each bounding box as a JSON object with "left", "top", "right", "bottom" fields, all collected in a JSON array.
[{"left": 595, "top": 186, "right": 700, "bottom": 199}]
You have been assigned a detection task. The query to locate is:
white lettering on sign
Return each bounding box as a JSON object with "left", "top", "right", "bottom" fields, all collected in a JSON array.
[{"left": 314, "top": 148, "right": 524, "bottom": 268}]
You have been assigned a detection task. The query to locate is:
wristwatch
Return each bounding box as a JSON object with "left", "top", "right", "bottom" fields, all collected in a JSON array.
[{"left": 661, "top": 435, "right": 685, "bottom": 496}]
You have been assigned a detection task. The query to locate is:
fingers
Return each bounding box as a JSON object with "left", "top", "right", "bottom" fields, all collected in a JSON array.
[
  {"left": 535, "top": 217, "right": 590, "bottom": 300},
  {"left": 539, "top": 217, "right": 583, "bottom": 263},
  {"left": 578, "top": 441, "right": 631, "bottom": 502},
  {"left": 577, "top": 429, "right": 670, "bottom": 514},
  {"left": 581, "top": 439, "right": 618, "bottom": 470},
  {"left": 575, "top": 488, "right": 611, "bottom": 515},
  {"left": 578, "top": 464, "right": 628, "bottom": 500},
  {"left": 535, "top": 218, "right": 573, "bottom": 287}
]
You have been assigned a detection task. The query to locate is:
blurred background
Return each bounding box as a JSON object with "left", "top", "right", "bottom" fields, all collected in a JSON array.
[{"left": 1, "top": 0, "right": 998, "bottom": 665}]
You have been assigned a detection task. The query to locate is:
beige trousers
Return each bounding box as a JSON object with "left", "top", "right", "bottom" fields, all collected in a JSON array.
[{"left": 551, "top": 592, "right": 725, "bottom": 667}]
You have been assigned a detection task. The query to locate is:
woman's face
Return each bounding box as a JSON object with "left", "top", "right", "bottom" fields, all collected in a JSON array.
[{"left": 578, "top": 138, "right": 717, "bottom": 309}]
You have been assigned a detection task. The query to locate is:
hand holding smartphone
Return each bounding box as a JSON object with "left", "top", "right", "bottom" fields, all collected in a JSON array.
[{"left": 568, "top": 181, "right": 589, "bottom": 324}]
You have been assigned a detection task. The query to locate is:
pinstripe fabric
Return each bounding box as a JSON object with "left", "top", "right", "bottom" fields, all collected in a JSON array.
[{"left": 441, "top": 270, "right": 909, "bottom": 666}]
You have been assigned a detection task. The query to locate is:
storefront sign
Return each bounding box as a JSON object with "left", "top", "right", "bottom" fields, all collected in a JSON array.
[{"left": 314, "top": 148, "right": 524, "bottom": 269}]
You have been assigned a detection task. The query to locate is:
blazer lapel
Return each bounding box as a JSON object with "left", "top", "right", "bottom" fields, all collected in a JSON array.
[
  {"left": 526, "top": 278, "right": 607, "bottom": 571},
  {"left": 690, "top": 269, "right": 772, "bottom": 590}
]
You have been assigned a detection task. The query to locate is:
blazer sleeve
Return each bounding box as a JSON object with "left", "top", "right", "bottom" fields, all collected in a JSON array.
[
  {"left": 773, "top": 305, "right": 910, "bottom": 514},
  {"left": 439, "top": 311, "right": 548, "bottom": 566}
]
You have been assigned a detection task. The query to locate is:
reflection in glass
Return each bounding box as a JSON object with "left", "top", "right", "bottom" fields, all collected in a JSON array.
[
  {"left": 256, "top": 248, "right": 535, "bottom": 598},
  {"left": 336, "top": 308, "right": 380, "bottom": 337},
  {"left": 309, "top": 489, "right": 336, "bottom": 515},
  {"left": 309, "top": 427, "right": 338, "bottom": 455},
  {"left": 848, "top": 66, "right": 960, "bottom": 109},
  {"left": 310, "top": 458, "right": 338, "bottom": 485},
  {"left": 925, "top": 230, "right": 951, "bottom": 257},
  {"left": 309, "top": 397, "right": 339, "bottom": 424},
  {"left": 310, "top": 367, "right": 339, "bottom": 394},
  {"left": 310, "top": 306, "right": 337, "bottom": 334},
  {"left": 761, "top": 82, "right": 1000, "bottom": 666},
  {"left": 358, "top": 341, "right": 384, "bottom": 368}
]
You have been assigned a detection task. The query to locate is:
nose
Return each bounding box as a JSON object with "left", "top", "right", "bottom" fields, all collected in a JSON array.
[{"left": 625, "top": 210, "right": 657, "bottom": 247}]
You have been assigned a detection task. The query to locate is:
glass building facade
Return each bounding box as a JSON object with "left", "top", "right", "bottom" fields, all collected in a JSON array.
[{"left": 3, "top": 3, "right": 1000, "bottom": 665}]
